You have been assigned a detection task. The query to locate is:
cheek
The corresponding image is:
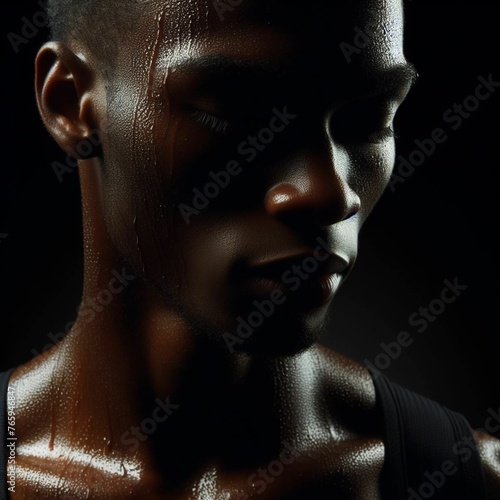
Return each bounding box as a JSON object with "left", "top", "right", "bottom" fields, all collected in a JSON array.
[
  {"left": 172, "top": 214, "right": 250, "bottom": 319},
  {"left": 350, "top": 142, "right": 396, "bottom": 218},
  {"left": 99, "top": 73, "right": 180, "bottom": 281},
  {"left": 100, "top": 75, "right": 244, "bottom": 304}
]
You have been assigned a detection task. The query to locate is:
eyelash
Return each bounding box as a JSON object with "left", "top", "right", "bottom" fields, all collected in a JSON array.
[
  {"left": 192, "top": 109, "right": 232, "bottom": 135},
  {"left": 366, "top": 125, "right": 399, "bottom": 144}
]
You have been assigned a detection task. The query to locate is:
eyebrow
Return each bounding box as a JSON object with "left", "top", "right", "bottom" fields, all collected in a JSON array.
[
  {"left": 171, "top": 54, "right": 283, "bottom": 79},
  {"left": 171, "top": 53, "right": 418, "bottom": 100}
]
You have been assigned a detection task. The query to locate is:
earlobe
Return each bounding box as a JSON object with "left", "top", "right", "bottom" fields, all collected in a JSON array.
[{"left": 35, "top": 41, "right": 101, "bottom": 159}]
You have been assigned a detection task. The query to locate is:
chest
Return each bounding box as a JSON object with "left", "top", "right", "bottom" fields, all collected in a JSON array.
[{"left": 11, "top": 437, "right": 384, "bottom": 499}]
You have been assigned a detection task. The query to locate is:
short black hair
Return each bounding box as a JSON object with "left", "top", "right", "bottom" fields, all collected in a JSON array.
[
  {"left": 47, "top": 0, "right": 145, "bottom": 73},
  {"left": 48, "top": 0, "right": 92, "bottom": 42}
]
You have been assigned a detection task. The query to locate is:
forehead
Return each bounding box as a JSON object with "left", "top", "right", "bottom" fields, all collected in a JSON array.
[{"left": 123, "top": 0, "right": 405, "bottom": 74}]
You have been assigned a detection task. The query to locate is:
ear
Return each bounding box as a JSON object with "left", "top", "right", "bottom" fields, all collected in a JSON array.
[{"left": 35, "top": 41, "right": 101, "bottom": 159}]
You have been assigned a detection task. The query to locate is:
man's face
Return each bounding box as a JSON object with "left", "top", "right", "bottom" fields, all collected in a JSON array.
[{"left": 95, "top": 0, "right": 412, "bottom": 354}]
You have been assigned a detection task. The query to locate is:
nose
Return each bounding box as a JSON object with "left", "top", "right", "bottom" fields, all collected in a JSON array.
[{"left": 264, "top": 151, "right": 361, "bottom": 227}]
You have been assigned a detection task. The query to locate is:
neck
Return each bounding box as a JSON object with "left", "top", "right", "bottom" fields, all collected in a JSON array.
[{"left": 60, "top": 276, "right": 316, "bottom": 472}]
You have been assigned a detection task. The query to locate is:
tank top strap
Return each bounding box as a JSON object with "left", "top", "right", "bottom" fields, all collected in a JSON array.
[
  {"left": 366, "top": 365, "right": 487, "bottom": 500},
  {"left": 1, "top": 369, "right": 15, "bottom": 500}
]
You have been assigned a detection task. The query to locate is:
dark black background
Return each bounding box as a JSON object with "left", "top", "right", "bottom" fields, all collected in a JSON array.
[{"left": 1, "top": 2, "right": 499, "bottom": 431}]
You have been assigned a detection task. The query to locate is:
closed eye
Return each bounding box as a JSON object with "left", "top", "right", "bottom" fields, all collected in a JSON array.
[
  {"left": 330, "top": 97, "right": 399, "bottom": 145},
  {"left": 191, "top": 109, "right": 232, "bottom": 135},
  {"left": 365, "top": 126, "right": 399, "bottom": 144}
]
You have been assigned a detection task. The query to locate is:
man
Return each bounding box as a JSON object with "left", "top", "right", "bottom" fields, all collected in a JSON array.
[{"left": 2, "top": 0, "right": 499, "bottom": 498}]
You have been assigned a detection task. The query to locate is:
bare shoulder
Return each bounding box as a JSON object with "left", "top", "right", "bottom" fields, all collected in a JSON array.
[
  {"left": 473, "top": 429, "right": 500, "bottom": 499},
  {"left": 8, "top": 344, "right": 64, "bottom": 419},
  {"left": 313, "top": 343, "right": 378, "bottom": 416}
]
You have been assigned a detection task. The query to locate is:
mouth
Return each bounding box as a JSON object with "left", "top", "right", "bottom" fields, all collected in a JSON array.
[{"left": 237, "top": 252, "right": 349, "bottom": 308}]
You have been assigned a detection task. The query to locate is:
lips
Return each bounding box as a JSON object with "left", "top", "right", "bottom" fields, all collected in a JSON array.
[
  {"left": 238, "top": 251, "right": 349, "bottom": 307},
  {"left": 248, "top": 253, "right": 347, "bottom": 280}
]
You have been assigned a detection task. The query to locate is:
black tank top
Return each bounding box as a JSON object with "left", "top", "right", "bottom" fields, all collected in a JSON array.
[
  {"left": 367, "top": 366, "right": 487, "bottom": 499},
  {"left": 1, "top": 369, "right": 15, "bottom": 500},
  {"left": 0, "top": 367, "right": 487, "bottom": 499}
]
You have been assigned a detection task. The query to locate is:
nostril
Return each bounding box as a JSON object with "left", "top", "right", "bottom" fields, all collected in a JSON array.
[{"left": 344, "top": 192, "right": 361, "bottom": 221}]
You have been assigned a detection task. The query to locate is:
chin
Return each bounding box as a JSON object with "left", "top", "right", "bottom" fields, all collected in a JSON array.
[
  {"left": 214, "top": 306, "right": 330, "bottom": 358},
  {"left": 231, "top": 333, "right": 318, "bottom": 358},
  {"left": 153, "top": 278, "right": 331, "bottom": 357}
]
